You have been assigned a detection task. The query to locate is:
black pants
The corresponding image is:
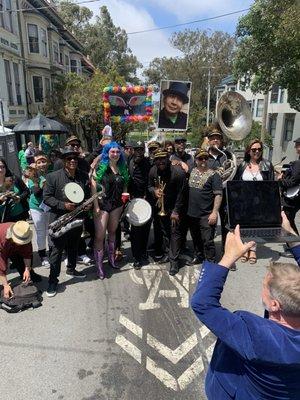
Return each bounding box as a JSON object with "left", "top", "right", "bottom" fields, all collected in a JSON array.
[
  {"left": 49, "top": 226, "right": 82, "bottom": 284},
  {"left": 283, "top": 205, "right": 300, "bottom": 235},
  {"left": 10, "top": 254, "right": 32, "bottom": 277},
  {"left": 153, "top": 210, "right": 164, "bottom": 257},
  {"left": 156, "top": 213, "right": 182, "bottom": 268},
  {"left": 131, "top": 219, "right": 151, "bottom": 262},
  {"left": 189, "top": 215, "right": 216, "bottom": 262},
  {"left": 219, "top": 195, "right": 228, "bottom": 250}
]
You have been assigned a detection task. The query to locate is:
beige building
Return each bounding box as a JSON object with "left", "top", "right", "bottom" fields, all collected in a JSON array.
[
  {"left": 216, "top": 76, "right": 300, "bottom": 163},
  {"left": 0, "top": 0, "right": 94, "bottom": 127}
]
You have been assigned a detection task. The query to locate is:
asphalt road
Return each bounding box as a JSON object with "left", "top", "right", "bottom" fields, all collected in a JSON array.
[{"left": 0, "top": 218, "right": 298, "bottom": 400}]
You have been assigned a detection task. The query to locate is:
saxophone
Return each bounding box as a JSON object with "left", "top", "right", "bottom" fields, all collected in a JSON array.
[{"left": 49, "top": 187, "right": 104, "bottom": 238}]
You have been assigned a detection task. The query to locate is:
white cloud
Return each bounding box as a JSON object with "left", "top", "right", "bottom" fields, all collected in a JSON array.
[{"left": 87, "top": 0, "right": 180, "bottom": 66}]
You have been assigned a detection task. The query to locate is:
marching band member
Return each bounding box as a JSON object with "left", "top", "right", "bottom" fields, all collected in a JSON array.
[
  {"left": 277, "top": 137, "right": 300, "bottom": 234},
  {"left": 234, "top": 139, "right": 275, "bottom": 264},
  {"left": 28, "top": 152, "right": 50, "bottom": 267},
  {"left": 43, "top": 146, "right": 90, "bottom": 297},
  {"left": 188, "top": 150, "right": 223, "bottom": 263},
  {"left": 148, "top": 149, "right": 187, "bottom": 276},
  {"left": 170, "top": 137, "right": 194, "bottom": 174},
  {"left": 92, "top": 142, "right": 129, "bottom": 279},
  {"left": 128, "top": 142, "right": 151, "bottom": 269}
]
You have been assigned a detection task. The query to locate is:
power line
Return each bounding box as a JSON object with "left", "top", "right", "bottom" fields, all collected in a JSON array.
[{"left": 127, "top": 8, "right": 250, "bottom": 35}]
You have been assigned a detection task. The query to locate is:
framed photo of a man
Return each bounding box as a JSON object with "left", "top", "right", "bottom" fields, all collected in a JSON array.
[{"left": 158, "top": 80, "right": 192, "bottom": 131}]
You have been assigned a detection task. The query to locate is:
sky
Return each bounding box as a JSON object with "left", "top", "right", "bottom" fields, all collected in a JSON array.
[{"left": 87, "top": 0, "right": 255, "bottom": 69}]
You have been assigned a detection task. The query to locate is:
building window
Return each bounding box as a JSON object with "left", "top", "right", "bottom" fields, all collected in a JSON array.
[
  {"left": 65, "top": 55, "right": 70, "bottom": 72},
  {"left": 70, "top": 59, "right": 77, "bottom": 73},
  {"left": 283, "top": 114, "right": 295, "bottom": 142},
  {"left": 28, "top": 24, "right": 39, "bottom": 53},
  {"left": 44, "top": 77, "right": 51, "bottom": 99},
  {"left": 279, "top": 89, "right": 285, "bottom": 103},
  {"left": 13, "top": 63, "right": 22, "bottom": 105},
  {"left": 0, "top": 0, "right": 4, "bottom": 28},
  {"left": 270, "top": 84, "right": 279, "bottom": 103},
  {"left": 268, "top": 114, "right": 277, "bottom": 138},
  {"left": 256, "top": 99, "right": 264, "bottom": 117},
  {"left": 4, "top": 0, "right": 13, "bottom": 32},
  {"left": 41, "top": 28, "right": 48, "bottom": 57},
  {"left": 53, "top": 42, "right": 59, "bottom": 63},
  {"left": 32, "top": 76, "right": 43, "bottom": 103},
  {"left": 4, "top": 60, "right": 13, "bottom": 105}
]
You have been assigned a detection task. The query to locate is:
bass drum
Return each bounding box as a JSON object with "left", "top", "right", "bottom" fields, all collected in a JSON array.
[{"left": 125, "top": 198, "right": 152, "bottom": 227}]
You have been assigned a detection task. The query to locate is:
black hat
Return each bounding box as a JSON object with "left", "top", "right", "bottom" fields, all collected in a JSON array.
[
  {"left": 132, "top": 141, "right": 145, "bottom": 149},
  {"left": 294, "top": 137, "right": 300, "bottom": 144},
  {"left": 61, "top": 146, "right": 79, "bottom": 158},
  {"left": 124, "top": 141, "right": 134, "bottom": 148},
  {"left": 65, "top": 135, "right": 81, "bottom": 146},
  {"left": 174, "top": 137, "right": 187, "bottom": 143},
  {"left": 163, "top": 82, "right": 189, "bottom": 104}
]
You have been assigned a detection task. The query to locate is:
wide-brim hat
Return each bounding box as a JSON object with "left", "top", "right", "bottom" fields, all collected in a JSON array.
[
  {"left": 6, "top": 221, "right": 33, "bottom": 245},
  {"left": 163, "top": 82, "right": 189, "bottom": 104},
  {"left": 61, "top": 146, "right": 80, "bottom": 158},
  {"left": 294, "top": 137, "right": 300, "bottom": 144},
  {"left": 65, "top": 135, "right": 81, "bottom": 146}
]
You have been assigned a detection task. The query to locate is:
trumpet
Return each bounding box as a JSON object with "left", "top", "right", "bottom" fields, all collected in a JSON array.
[{"left": 156, "top": 177, "right": 166, "bottom": 217}]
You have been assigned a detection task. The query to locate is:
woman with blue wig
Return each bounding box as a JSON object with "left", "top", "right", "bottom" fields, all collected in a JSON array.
[{"left": 92, "top": 141, "right": 129, "bottom": 279}]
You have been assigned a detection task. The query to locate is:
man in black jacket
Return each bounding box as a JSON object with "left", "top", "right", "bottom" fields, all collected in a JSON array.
[
  {"left": 128, "top": 142, "right": 152, "bottom": 269},
  {"left": 43, "top": 147, "right": 91, "bottom": 297},
  {"left": 148, "top": 150, "right": 187, "bottom": 275},
  {"left": 277, "top": 137, "right": 300, "bottom": 234}
]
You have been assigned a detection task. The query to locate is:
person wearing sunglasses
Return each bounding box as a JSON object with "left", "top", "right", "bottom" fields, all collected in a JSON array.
[
  {"left": 234, "top": 139, "right": 275, "bottom": 264},
  {"left": 53, "top": 135, "right": 90, "bottom": 174},
  {"left": 43, "top": 146, "right": 91, "bottom": 297},
  {"left": 187, "top": 149, "right": 223, "bottom": 263},
  {"left": 92, "top": 142, "right": 129, "bottom": 279}
]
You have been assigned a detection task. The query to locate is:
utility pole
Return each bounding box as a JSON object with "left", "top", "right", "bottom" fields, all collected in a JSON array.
[
  {"left": 206, "top": 67, "right": 211, "bottom": 126},
  {"left": 0, "top": 99, "right": 4, "bottom": 130}
]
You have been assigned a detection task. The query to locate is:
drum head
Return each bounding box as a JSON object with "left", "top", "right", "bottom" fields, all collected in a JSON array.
[
  {"left": 125, "top": 198, "right": 152, "bottom": 226},
  {"left": 64, "top": 182, "right": 84, "bottom": 204}
]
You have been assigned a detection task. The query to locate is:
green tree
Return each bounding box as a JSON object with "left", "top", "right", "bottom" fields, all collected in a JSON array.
[
  {"left": 44, "top": 70, "right": 133, "bottom": 148},
  {"left": 57, "top": 3, "right": 141, "bottom": 81},
  {"left": 234, "top": 0, "right": 300, "bottom": 110}
]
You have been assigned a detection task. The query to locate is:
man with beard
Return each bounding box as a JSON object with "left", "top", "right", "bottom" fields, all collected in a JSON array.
[
  {"left": 128, "top": 142, "right": 151, "bottom": 269},
  {"left": 43, "top": 146, "right": 91, "bottom": 297},
  {"left": 148, "top": 149, "right": 187, "bottom": 275},
  {"left": 188, "top": 150, "right": 223, "bottom": 262}
]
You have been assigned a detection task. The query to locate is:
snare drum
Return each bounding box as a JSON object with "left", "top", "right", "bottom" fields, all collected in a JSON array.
[{"left": 125, "top": 198, "right": 152, "bottom": 226}]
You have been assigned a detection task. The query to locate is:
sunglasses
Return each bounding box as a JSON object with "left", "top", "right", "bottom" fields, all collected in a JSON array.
[
  {"left": 250, "top": 148, "right": 262, "bottom": 153},
  {"left": 65, "top": 156, "right": 78, "bottom": 161},
  {"left": 175, "top": 140, "right": 186, "bottom": 144},
  {"left": 196, "top": 157, "right": 208, "bottom": 161}
]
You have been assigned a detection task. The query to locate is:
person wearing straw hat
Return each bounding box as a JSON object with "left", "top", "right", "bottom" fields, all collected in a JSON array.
[{"left": 0, "top": 221, "right": 33, "bottom": 298}]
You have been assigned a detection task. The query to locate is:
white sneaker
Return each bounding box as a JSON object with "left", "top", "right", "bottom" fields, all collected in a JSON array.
[
  {"left": 41, "top": 258, "right": 50, "bottom": 268},
  {"left": 78, "top": 255, "right": 91, "bottom": 265}
]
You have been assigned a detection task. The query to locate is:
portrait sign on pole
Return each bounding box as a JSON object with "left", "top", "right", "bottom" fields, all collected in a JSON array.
[
  {"left": 103, "top": 85, "right": 153, "bottom": 124},
  {"left": 157, "top": 80, "right": 192, "bottom": 131}
]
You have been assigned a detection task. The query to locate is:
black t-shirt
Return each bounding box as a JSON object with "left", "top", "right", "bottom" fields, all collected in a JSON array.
[
  {"left": 170, "top": 152, "right": 194, "bottom": 173},
  {"left": 128, "top": 157, "right": 151, "bottom": 199},
  {"left": 187, "top": 168, "right": 222, "bottom": 218}
]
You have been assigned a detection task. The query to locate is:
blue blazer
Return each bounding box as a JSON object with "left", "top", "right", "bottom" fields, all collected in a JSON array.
[{"left": 191, "top": 245, "right": 300, "bottom": 400}]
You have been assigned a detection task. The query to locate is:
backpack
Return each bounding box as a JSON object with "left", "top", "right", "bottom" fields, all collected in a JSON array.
[{"left": 0, "top": 282, "right": 43, "bottom": 313}]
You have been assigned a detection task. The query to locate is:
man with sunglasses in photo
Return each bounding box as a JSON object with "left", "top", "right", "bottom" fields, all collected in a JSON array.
[
  {"left": 188, "top": 149, "right": 223, "bottom": 263},
  {"left": 43, "top": 146, "right": 91, "bottom": 297}
]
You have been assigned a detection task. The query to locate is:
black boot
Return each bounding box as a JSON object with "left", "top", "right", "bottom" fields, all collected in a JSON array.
[{"left": 169, "top": 263, "right": 179, "bottom": 276}]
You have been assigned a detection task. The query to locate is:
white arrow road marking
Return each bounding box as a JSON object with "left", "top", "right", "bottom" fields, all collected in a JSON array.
[
  {"left": 205, "top": 342, "right": 216, "bottom": 362},
  {"left": 119, "top": 315, "right": 143, "bottom": 339},
  {"left": 199, "top": 325, "right": 210, "bottom": 339},
  {"left": 177, "top": 355, "right": 204, "bottom": 390},
  {"left": 158, "top": 290, "right": 177, "bottom": 298},
  {"left": 146, "top": 356, "right": 178, "bottom": 391},
  {"left": 147, "top": 332, "right": 198, "bottom": 364},
  {"left": 115, "top": 335, "right": 142, "bottom": 364},
  {"left": 139, "top": 271, "right": 162, "bottom": 310}
]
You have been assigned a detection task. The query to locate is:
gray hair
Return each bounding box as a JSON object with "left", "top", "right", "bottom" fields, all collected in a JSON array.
[{"left": 268, "top": 262, "right": 300, "bottom": 318}]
